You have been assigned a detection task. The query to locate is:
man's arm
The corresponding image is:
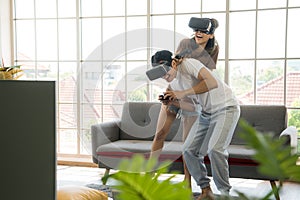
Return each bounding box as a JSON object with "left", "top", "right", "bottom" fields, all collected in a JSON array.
[
  {"left": 185, "top": 67, "right": 218, "bottom": 95},
  {"left": 165, "top": 67, "right": 218, "bottom": 100},
  {"left": 168, "top": 98, "right": 196, "bottom": 112}
]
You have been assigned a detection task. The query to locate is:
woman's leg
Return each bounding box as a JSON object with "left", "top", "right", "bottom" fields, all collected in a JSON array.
[{"left": 150, "top": 105, "right": 176, "bottom": 159}]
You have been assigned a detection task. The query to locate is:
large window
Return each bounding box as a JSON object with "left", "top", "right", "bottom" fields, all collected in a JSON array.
[{"left": 13, "top": 0, "right": 300, "bottom": 159}]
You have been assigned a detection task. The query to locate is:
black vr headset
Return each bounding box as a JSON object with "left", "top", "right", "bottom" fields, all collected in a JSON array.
[
  {"left": 146, "top": 49, "right": 191, "bottom": 81},
  {"left": 188, "top": 17, "right": 218, "bottom": 35}
]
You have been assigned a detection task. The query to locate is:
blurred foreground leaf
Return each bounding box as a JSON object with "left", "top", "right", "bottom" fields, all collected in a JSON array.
[
  {"left": 238, "top": 119, "right": 300, "bottom": 182},
  {"left": 102, "top": 154, "right": 192, "bottom": 200}
]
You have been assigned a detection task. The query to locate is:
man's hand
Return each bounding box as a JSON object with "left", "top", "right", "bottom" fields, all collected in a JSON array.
[{"left": 164, "top": 90, "right": 186, "bottom": 101}]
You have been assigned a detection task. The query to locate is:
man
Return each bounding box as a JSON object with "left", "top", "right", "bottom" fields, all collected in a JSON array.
[{"left": 151, "top": 50, "right": 240, "bottom": 200}]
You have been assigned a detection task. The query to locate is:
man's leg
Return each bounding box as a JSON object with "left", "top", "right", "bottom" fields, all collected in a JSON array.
[
  {"left": 182, "top": 115, "right": 198, "bottom": 188},
  {"left": 183, "top": 113, "right": 211, "bottom": 190},
  {"left": 208, "top": 106, "right": 240, "bottom": 193}
]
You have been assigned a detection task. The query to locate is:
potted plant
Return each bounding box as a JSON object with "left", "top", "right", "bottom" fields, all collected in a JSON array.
[{"left": 0, "top": 59, "right": 23, "bottom": 80}]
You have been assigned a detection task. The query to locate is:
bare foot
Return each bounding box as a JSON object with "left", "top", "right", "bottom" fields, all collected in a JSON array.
[{"left": 197, "top": 186, "right": 214, "bottom": 200}]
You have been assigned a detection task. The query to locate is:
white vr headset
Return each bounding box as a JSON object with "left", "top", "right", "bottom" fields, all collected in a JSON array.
[{"left": 146, "top": 64, "right": 171, "bottom": 81}]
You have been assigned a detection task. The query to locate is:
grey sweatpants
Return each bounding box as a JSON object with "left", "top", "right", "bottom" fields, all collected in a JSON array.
[{"left": 183, "top": 106, "right": 240, "bottom": 193}]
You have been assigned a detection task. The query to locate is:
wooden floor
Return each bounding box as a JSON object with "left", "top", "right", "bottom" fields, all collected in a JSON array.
[{"left": 57, "top": 165, "right": 300, "bottom": 200}]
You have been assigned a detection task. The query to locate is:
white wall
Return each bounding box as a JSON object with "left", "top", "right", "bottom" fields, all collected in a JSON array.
[{"left": 0, "top": 0, "right": 13, "bottom": 66}]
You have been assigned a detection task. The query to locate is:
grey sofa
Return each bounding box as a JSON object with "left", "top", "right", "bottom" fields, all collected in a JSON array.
[{"left": 91, "top": 102, "right": 297, "bottom": 184}]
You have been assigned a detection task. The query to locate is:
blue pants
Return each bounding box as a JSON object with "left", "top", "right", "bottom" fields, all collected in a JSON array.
[{"left": 183, "top": 106, "right": 240, "bottom": 193}]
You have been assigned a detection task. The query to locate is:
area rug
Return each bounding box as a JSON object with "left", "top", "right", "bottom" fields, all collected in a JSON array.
[
  {"left": 85, "top": 183, "right": 114, "bottom": 198},
  {"left": 85, "top": 183, "right": 241, "bottom": 200},
  {"left": 86, "top": 183, "right": 202, "bottom": 200}
]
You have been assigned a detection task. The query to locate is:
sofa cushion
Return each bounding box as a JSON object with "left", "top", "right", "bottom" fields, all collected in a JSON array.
[
  {"left": 97, "top": 140, "right": 183, "bottom": 156},
  {"left": 231, "top": 105, "right": 287, "bottom": 145},
  {"left": 188, "top": 145, "right": 257, "bottom": 167},
  {"left": 227, "top": 145, "right": 258, "bottom": 166},
  {"left": 96, "top": 140, "right": 183, "bottom": 170},
  {"left": 120, "top": 102, "right": 160, "bottom": 140},
  {"left": 119, "top": 102, "right": 183, "bottom": 142}
]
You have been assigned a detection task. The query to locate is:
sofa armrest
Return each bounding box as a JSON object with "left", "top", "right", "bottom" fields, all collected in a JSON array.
[
  {"left": 91, "top": 120, "right": 121, "bottom": 164},
  {"left": 280, "top": 126, "right": 298, "bottom": 154}
]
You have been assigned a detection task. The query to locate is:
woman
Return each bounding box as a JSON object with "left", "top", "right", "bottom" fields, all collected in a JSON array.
[
  {"left": 152, "top": 50, "right": 240, "bottom": 200},
  {"left": 176, "top": 17, "right": 219, "bottom": 70},
  {"left": 150, "top": 17, "right": 220, "bottom": 188}
]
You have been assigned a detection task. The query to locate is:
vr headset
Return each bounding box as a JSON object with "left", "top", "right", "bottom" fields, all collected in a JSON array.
[
  {"left": 146, "top": 64, "right": 171, "bottom": 81},
  {"left": 188, "top": 17, "right": 217, "bottom": 34},
  {"left": 146, "top": 49, "right": 191, "bottom": 81}
]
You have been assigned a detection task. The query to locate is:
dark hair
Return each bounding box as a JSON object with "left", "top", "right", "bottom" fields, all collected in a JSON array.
[
  {"left": 205, "top": 37, "right": 217, "bottom": 55},
  {"left": 209, "top": 18, "right": 219, "bottom": 34},
  {"left": 151, "top": 50, "right": 173, "bottom": 67}
]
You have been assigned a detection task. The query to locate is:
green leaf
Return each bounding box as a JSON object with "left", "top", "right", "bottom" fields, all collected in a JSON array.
[
  {"left": 234, "top": 119, "right": 300, "bottom": 200},
  {"left": 238, "top": 119, "right": 300, "bottom": 183},
  {"left": 103, "top": 154, "right": 192, "bottom": 200}
]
